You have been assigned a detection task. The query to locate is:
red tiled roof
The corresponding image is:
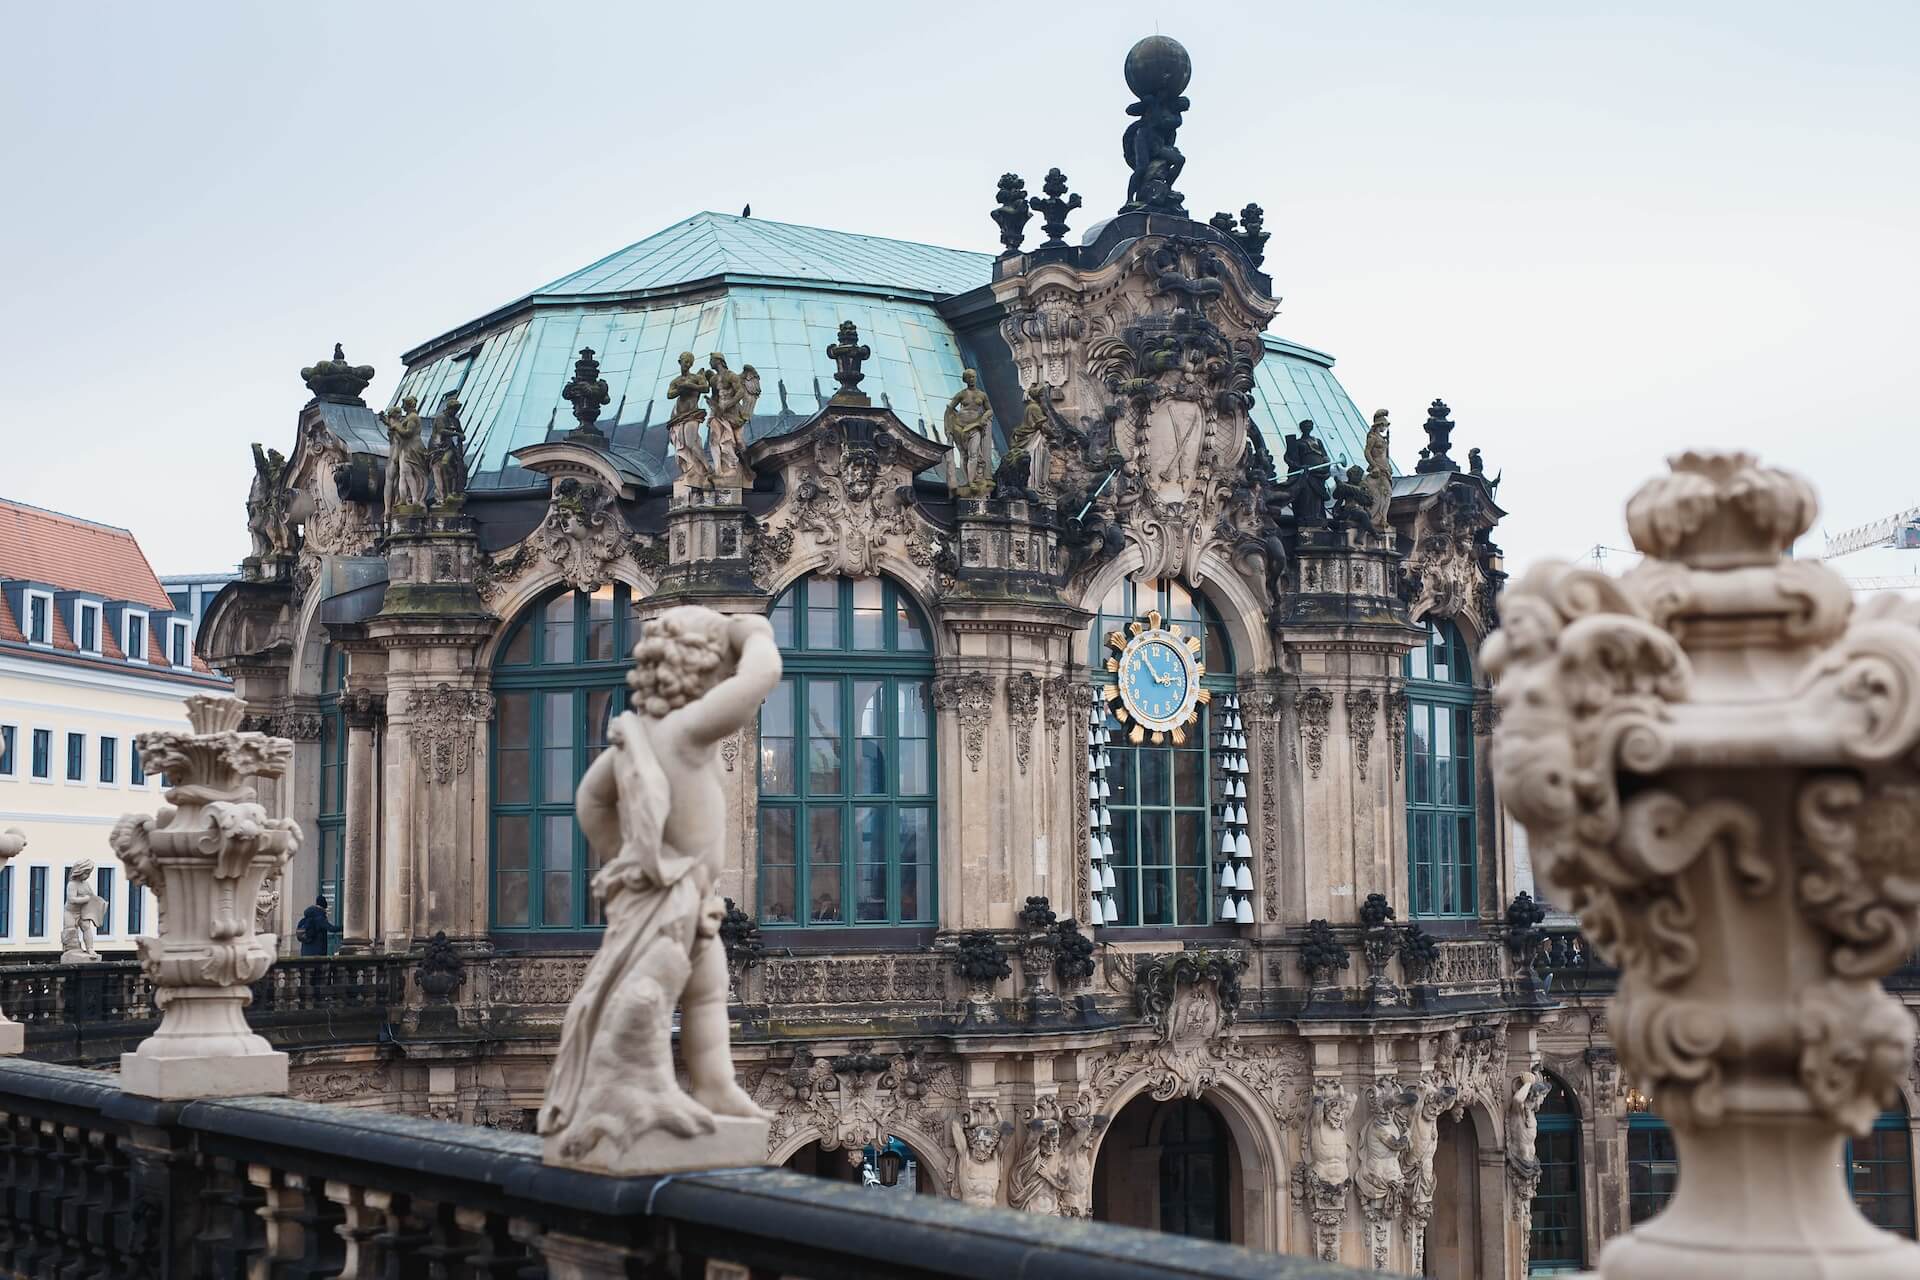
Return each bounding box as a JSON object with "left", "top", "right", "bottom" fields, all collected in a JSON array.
[{"left": 0, "top": 499, "right": 175, "bottom": 610}]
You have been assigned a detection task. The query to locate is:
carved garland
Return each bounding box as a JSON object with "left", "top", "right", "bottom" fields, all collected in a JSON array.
[
  {"left": 407, "top": 684, "right": 495, "bottom": 785},
  {"left": 934, "top": 671, "right": 996, "bottom": 772},
  {"left": 1296, "top": 687, "right": 1331, "bottom": 781},
  {"left": 1386, "top": 687, "right": 1409, "bottom": 782},
  {"left": 1345, "top": 687, "right": 1379, "bottom": 783},
  {"left": 1007, "top": 672, "right": 1041, "bottom": 775}
]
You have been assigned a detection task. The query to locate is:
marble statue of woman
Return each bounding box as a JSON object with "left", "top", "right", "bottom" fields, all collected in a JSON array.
[
  {"left": 539, "top": 606, "right": 780, "bottom": 1172},
  {"left": 943, "top": 369, "right": 994, "bottom": 498},
  {"left": 381, "top": 396, "right": 430, "bottom": 515},
  {"left": 61, "top": 860, "right": 106, "bottom": 962}
]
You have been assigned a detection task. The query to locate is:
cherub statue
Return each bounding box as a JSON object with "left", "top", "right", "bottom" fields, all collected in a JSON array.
[
  {"left": 381, "top": 396, "right": 430, "bottom": 515},
  {"left": 666, "top": 352, "right": 714, "bottom": 491},
  {"left": 1363, "top": 409, "right": 1392, "bottom": 530},
  {"left": 949, "top": 1106, "right": 1011, "bottom": 1207},
  {"left": 539, "top": 607, "right": 781, "bottom": 1170},
  {"left": 246, "top": 443, "right": 293, "bottom": 559},
  {"left": 254, "top": 871, "right": 282, "bottom": 939},
  {"left": 429, "top": 393, "right": 469, "bottom": 511},
  {"left": 943, "top": 369, "right": 994, "bottom": 498},
  {"left": 60, "top": 860, "right": 106, "bottom": 963}
]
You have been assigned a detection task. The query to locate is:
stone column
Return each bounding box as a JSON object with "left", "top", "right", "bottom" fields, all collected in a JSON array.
[
  {"left": 1489, "top": 450, "right": 1920, "bottom": 1279},
  {"left": 340, "top": 690, "right": 382, "bottom": 952}
]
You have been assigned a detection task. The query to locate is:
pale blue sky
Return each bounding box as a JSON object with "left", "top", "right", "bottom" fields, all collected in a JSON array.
[{"left": 2, "top": 1, "right": 1915, "bottom": 575}]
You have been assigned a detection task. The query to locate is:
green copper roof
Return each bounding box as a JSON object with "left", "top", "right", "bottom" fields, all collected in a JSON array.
[{"left": 532, "top": 212, "right": 995, "bottom": 303}]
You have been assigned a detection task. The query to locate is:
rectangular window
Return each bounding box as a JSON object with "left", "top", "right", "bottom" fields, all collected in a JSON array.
[
  {"left": 124, "top": 612, "right": 148, "bottom": 663},
  {"left": 96, "top": 866, "right": 113, "bottom": 937},
  {"left": 24, "top": 591, "right": 52, "bottom": 645},
  {"left": 66, "top": 732, "right": 85, "bottom": 782},
  {"left": 0, "top": 725, "right": 15, "bottom": 777},
  {"left": 127, "top": 881, "right": 145, "bottom": 935},
  {"left": 1406, "top": 698, "right": 1477, "bottom": 917},
  {"left": 130, "top": 740, "right": 147, "bottom": 785},
  {"left": 1099, "top": 704, "right": 1213, "bottom": 927},
  {"left": 1627, "top": 1115, "right": 1679, "bottom": 1224},
  {"left": 0, "top": 865, "right": 11, "bottom": 938},
  {"left": 99, "top": 736, "right": 117, "bottom": 784},
  {"left": 168, "top": 618, "right": 191, "bottom": 667},
  {"left": 31, "top": 729, "right": 52, "bottom": 780},
  {"left": 1845, "top": 1112, "right": 1917, "bottom": 1238},
  {"left": 75, "top": 601, "right": 101, "bottom": 653},
  {"left": 28, "top": 866, "right": 47, "bottom": 937}
]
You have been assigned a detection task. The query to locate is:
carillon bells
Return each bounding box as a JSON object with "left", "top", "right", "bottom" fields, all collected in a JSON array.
[{"left": 1214, "top": 692, "right": 1255, "bottom": 926}]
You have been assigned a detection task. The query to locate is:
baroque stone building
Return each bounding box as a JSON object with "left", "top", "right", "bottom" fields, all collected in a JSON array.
[{"left": 200, "top": 36, "right": 1553, "bottom": 1276}]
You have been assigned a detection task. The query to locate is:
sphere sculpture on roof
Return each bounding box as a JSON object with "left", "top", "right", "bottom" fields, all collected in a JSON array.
[
  {"left": 1120, "top": 35, "right": 1192, "bottom": 216},
  {"left": 1124, "top": 34, "right": 1191, "bottom": 99}
]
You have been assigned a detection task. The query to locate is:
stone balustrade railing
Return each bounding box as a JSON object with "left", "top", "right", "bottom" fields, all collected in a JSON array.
[
  {"left": 0, "top": 954, "right": 406, "bottom": 1064},
  {"left": 0, "top": 1056, "right": 1377, "bottom": 1280}
]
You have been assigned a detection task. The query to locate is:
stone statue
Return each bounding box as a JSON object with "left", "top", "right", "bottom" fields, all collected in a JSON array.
[
  {"left": 1119, "top": 36, "right": 1192, "bottom": 216},
  {"left": 429, "top": 393, "right": 469, "bottom": 511},
  {"left": 60, "top": 860, "right": 105, "bottom": 963},
  {"left": 381, "top": 396, "right": 431, "bottom": 515},
  {"left": 999, "top": 383, "right": 1053, "bottom": 499},
  {"left": 1355, "top": 1077, "right": 1416, "bottom": 1268},
  {"left": 942, "top": 369, "right": 994, "bottom": 498},
  {"left": 949, "top": 1106, "right": 1009, "bottom": 1207},
  {"left": 254, "top": 872, "right": 281, "bottom": 939},
  {"left": 1508, "top": 1068, "right": 1549, "bottom": 1163},
  {"left": 1292, "top": 1077, "right": 1356, "bottom": 1262},
  {"left": 1061, "top": 1106, "right": 1108, "bottom": 1218},
  {"left": 540, "top": 607, "right": 780, "bottom": 1173},
  {"left": 666, "top": 352, "right": 714, "bottom": 491},
  {"left": 246, "top": 443, "right": 293, "bottom": 560},
  {"left": 1330, "top": 465, "right": 1376, "bottom": 535},
  {"left": 1008, "top": 1110, "right": 1071, "bottom": 1216},
  {"left": 1363, "top": 409, "right": 1392, "bottom": 530},
  {"left": 1283, "top": 419, "right": 1331, "bottom": 527},
  {"left": 1401, "top": 1073, "right": 1458, "bottom": 1275},
  {"left": 703, "top": 354, "right": 760, "bottom": 488}
]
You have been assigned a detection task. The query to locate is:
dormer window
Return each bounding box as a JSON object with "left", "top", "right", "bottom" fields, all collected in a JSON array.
[
  {"left": 74, "top": 601, "right": 102, "bottom": 654},
  {"left": 167, "top": 618, "right": 191, "bottom": 668},
  {"left": 123, "top": 610, "right": 148, "bottom": 664},
  {"left": 23, "top": 590, "right": 52, "bottom": 646}
]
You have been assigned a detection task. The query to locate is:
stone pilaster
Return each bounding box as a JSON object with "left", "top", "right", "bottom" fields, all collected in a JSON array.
[{"left": 340, "top": 689, "right": 383, "bottom": 952}]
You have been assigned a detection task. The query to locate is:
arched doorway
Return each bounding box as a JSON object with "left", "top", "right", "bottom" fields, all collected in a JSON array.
[
  {"left": 784, "top": 1137, "right": 936, "bottom": 1195},
  {"left": 1424, "top": 1111, "right": 1481, "bottom": 1277},
  {"left": 1531, "top": 1075, "right": 1585, "bottom": 1272},
  {"left": 1092, "top": 1093, "right": 1239, "bottom": 1242}
]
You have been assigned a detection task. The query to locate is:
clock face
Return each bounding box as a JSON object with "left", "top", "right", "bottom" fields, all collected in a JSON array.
[
  {"left": 1102, "top": 609, "right": 1208, "bottom": 745},
  {"left": 1121, "top": 638, "right": 1190, "bottom": 725}
]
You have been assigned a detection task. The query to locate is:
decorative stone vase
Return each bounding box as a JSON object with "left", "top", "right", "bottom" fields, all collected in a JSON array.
[
  {"left": 0, "top": 828, "right": 24, "bottom": 1054},
  {"left": 1488, "top": 451, "right": 1920, "bottom": 1279},
  {"left": 110, "top": 694, "right": 300, "bottom": 1099}
]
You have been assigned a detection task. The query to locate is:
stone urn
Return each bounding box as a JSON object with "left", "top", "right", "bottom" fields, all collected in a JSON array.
[
  {"left": 1488, "top": 451, "right": 1920, "bottom": 1279},
  {"left": 110, "top": 693, "right": 300, "bottom": 1099}
]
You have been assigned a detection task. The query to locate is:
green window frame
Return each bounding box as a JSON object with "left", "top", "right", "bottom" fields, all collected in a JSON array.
[
  {"left": 1530, "top": 1077, "right": 1585, "bottom": 1272},
  {"left": 1404, "top": 620, "right": 1476, "bottom": 918},
  {"left": 315, "top": 646, "right": 347, "bottom": 946},
  {"left": 1626, "top": 1112, "right": 1678, "bottom": 1225},
  {"left": 757, "top": 575, "right": 935, "bottom": 928},
  {"left": 1085, "top": 578, "right": 1236, "bottom": 928},
  {"left": 490, "top": 585, "right": 645, "bottom": 932},
  {"left": 1846, "top": 1108, "right": 1915, "bottom": 1238}
]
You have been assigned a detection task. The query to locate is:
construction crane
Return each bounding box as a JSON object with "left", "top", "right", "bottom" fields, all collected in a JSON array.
[{"left": 1822, "top": 506, "right": 1920, "bottom": 559}]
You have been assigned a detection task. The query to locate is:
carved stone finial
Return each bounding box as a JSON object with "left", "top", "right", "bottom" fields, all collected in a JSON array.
[
  {"left": 825, "top": 320, "right": 871, "bottom": 406},
  {"left": 415, "top": 930, "right": 465, "bottom": 1003},
  {"left": 562, "top": 347, "right": 611, "bottom": 439},
  {"left": 1414, "top": 399, "right": 1459, "bottom": 473},
  {"left": 1209, "top": 211, "right": 1237, "bottom": 236},
  {"left": 300, "top": 343, "right": 375, "bottom": 404},
  {"left": 539, "top": 607, "right": 780, "bottom": 1173},
  {"left": 1029, "top": 168, "right": 1082, "bottom": 248},
  {"left": 111, "top": 692, "right": 299, "bottom": 1098},
  {"left": 991, "top": 173, "right": 1032, "bottom": 255},
  {"left": 1624, "top": 450, "right": 1816, "bottom": 568},
  {"left": 1234, "top": 202, "right": 1270, "bottom": 266},
  {"left": 1119, "top": 35, "right": 1192, "bottom": 216}
]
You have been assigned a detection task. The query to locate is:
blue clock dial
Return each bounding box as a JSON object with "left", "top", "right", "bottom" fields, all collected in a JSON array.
[{"left": 1121, "top": 638, "right": 1190, "bottom": 724}]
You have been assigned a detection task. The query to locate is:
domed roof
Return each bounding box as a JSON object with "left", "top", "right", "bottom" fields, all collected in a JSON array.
[{"left": 390, "top": 211, "right": 1383, "bottom": 490}]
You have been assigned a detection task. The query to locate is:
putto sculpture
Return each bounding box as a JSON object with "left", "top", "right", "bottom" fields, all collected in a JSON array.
[
  {"left": 942, "top": 368, "right": 994, "bottom": 498},
  {"left": 59, "top": 860, "right": 105, "bottom": 963},
  {"left": 539, "top": 606, "right": 781, "bottom": 1173},
  {"left": 1487, "top": 450, "right": 1920, "bottom": 1278},
  {"left": 109, "top": 693, "right": 300, "bottom": 1097}
]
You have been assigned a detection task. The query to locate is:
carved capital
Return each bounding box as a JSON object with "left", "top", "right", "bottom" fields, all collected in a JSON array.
[{"left": 405, "top": 683, "right": 494, "bottom": 785}]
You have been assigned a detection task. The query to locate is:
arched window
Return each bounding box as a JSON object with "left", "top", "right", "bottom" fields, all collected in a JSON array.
[
  {"left": 1626, "top": 1111, "right": 1678, "bottom": 1224},
  {"left": 1404, "top": 620, "right": 1476, "bottom": 917},
  {"left": 757, "top": 575, "right": 935, "bottom": 928},
  {"left": 315, "top": 645, "right": 347, "bottom": 947},
  {"left": 1531, "top": 1076, "right": 1585, "bottom": 1271},
  {"left": 490, "top": 584, "right": 644, "bottom": 932},
  {"left": 1085, "top": 578, "right": 1236, "bottom": 928},
  {"left": 1846, "top": 1104, "right": 1915, "bottom": 1238}
]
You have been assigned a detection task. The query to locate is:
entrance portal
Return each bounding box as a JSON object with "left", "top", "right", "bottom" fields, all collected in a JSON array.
[
  {"left": 784, "top": 1138, "right": 936, "bottom": 1194},
  {"left": 1423, "top": 1112, "right": 1482, "bottom": 1277},
  {"left": 1092, "top": 1093, "right": 1239, "bottom": 1242}
]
